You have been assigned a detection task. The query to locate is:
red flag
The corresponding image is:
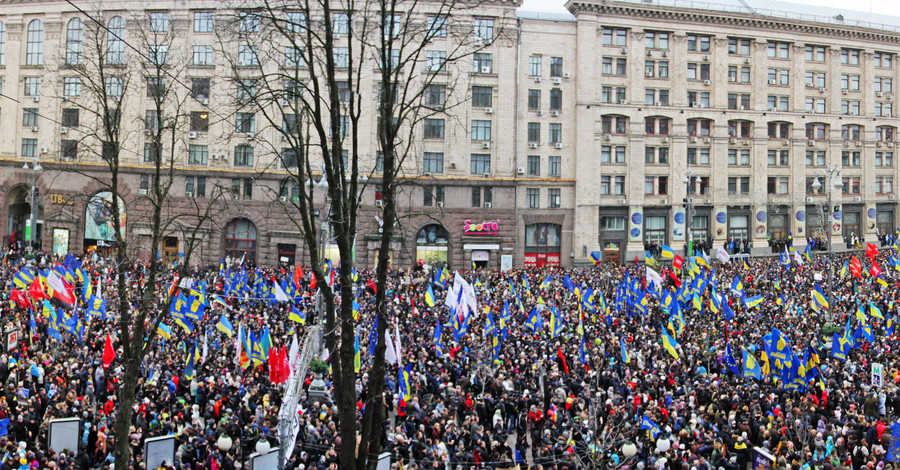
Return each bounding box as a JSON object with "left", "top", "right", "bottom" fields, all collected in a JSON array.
[
  {"left": 366, "top": 279, "right": 377, "bottom": 294},
  {"left": 310, "top": 274, "right": 317, "bottom": 290},
  {"left": 672, "top": 255, "right": 684, "bottom": 271},
  {"left": 102, "top": 334, "right": 116, "bottom": 369},
  {"left": 871, "top": 262, "right": 882, "bottom": 279},
  {"left": 557, "top": 347, "right": 569, "bottom": 375},
  {"left": 11, "top": 288, "right": 30, "bottom": 309},
  {"left": 668, "top": 270, "right": 682, "bottom": 288},
  {"left": 851, "top": 256, "right": 863, "bottom": 278},
  {"left": 269, "top": 347, "right": 281, "bottom": 384},
  {"left": 28, "top": 277, "right": 46, "bottom": 301},
  {"left": 293, "top": 265, "right": 304, "bottom": 289},
  {"left": 866, "top": 243, "right": 879, "bottom": 261}
]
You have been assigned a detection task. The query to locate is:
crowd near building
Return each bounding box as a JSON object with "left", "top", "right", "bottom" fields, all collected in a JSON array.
[{"left": 4, "top": 0, "right": 900, "bottom": 268}]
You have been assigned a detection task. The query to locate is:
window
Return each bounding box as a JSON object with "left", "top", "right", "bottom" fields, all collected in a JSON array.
[
  {"left": 727, "top": 120, "right": 751, "bottom": 138},
  {"left": 187, "top": 111, "right": 208, "bottom": 132},
  {"left": 427, "top": 16, "right": 447, "bottom": 38},
  {"left": 61, "top": 108, "right": 79, "bottom": 128},
  {"left": 471, "top": 187, "right": 481, "bottom": 207},
  {"left": 875, "top": 52, "right": 893, "bottom": 69},
  {"left": 224, "top": 218, "right": 257, "bottom": 262},
  {"left": 645, "top": 216, "right": 667, "bottom": 243},
  {"left": 601, "top": 176, "right": 610, "bottom": 195},
  {"left": 602, "top": 28, "right": 628, "bottom": 46},
  {"left": 614, "top": 176, "right": 626, "bottom": 195},
  {"left": 601, "top": 146, "right": 626, "bottom": 164},
  {"left": 841, "top": 125, "right": 862, "bottom": 140},
  {"left": 528, "top": 89, "right": 541, "bottom": 110},
  {"left": 470, "top": 154, "right": 490, "bottom": 174},
  {"left": 426, "top": 50, "right": 446, "bottom": 71},
  {"left": 65, "top": 18, "right": 83, "bottom": 65},
  {"left": 877, "top": 126, "right": 895, "bottom": 141},
  {"left": 767, "top": 68, "right": 790, "bottom": 86},
  {"left": 330, "top": 12, "right": 349, "bottom": 35},
  {"left": 383, "top": 14, "right": 403, "bottom": 40},
  {"left": 806, "top": 123, "right": 827, "bottom": 140},
  {"left": 876, "top": 177, "right": 894, "bottom": 194},
  {"left": 333, "top": 47, "right": 349, "bottom": 68},
  {"left": 728, "top": 149, "right": 750, "bottom": 166},
  {"left": 471, "top": 120, "right": 491, "bottom": 141},
  {"left": 423, "top": 152, "right": 443, "bottom": 173},
  {"left": 728, "top": 177, "right": 750, "bottom": 195},
  {"left": 23, "top": 108, "right": 39, "bottom": 128},
  {"left": 686, "top": 91, "right": 710, "bottom": 108},
  {"left": 281, "top": 113, "right": 300, "bottom": 135},
  {"left": 549, "top": 89, "right": 562, "bottom": 110},
  {"left": 192, "top": 78, "right": 210, "bottom": 99},
  {"left": 767, "top": 177, "right": 789, "bottom": 195},
  {"left": 149, "top": 12, "right": 169, "bottom": 32},
  {"left": 527, "top": 122, "right": 540, "bottom": 142},
  {"left": 645, "top": 117, "right": 670, "bottom": 135},
  {"left": 841, "top": 74, "right": 860, "bottom": 91},
  {"left": 549, "top": 156, "right": 561, "bottom": 176},
  {"left": 768, "top": 41, "right": 790, "bottom": 59},
  {"left": 473, "top": 18, "right": 494, "bottom": 42},
  {"left": 728, "top": 38, "right": 751, "bottom": 55},
  {"left": 238, "top": 45, "right": 258, "bottom": 66},
  {"left": 106, "top": 17, "right": 125, "bottom": 65},
  {"left": 805, "top": 177, "right": 825, "bottom": 194},
  {"left": 278, "top": 148, "right": 297, "bottom": 168},
  {"left": 26, "top": 20, "right": 43, "bottom": 65},
  {"left": 876, "top": 102, "right": 894, "bottom": 117},
  {"left": 768, "top": 122, "right": 789, "bottom": 139},
  {"left": 242, "top": 178, "right": 253, "bottom": 199},
  {"left": 687, "top": 63, "right": 710, "bottom": 80},
  {"left": 842, "top": 177, "right": 861, "bottom": 194},
  {"left": 424, "top": 187, "right": 444, "bottom": 207},
  {"left": 64, "top": 77, "right": 81, "bottom": 97},
  {"left": 236, "top": 79, "right": 256, "bottom": 104},
  {"left": 687, "top": 34, "right": 710, "bottom": 52},
  {"left": 526, "top": 188, "right": 540, "bottom": 209},
  {"left": 645, "top": 176, "right": 668, "bottom": 195},
  {"left": 59, "top": 139, "right": 77, "bottom": 161},
  {"left": 236, "top": 113, "right": 255, "bottom": 133},
  {"left": 143, "top": 143, "right": 159, "bottom": 163},
  {"left": 527, "top": 155, "right": 540, "bottom": 176},
  {"left": 147, "top": 77, "right": 166, "bottom": 98},
  {"left": 21, "top": 139, "right": 36, "bottom": 157},
  {"left": 148, "top": 45, "right": 168, "bottom": 66},
  {"left": 601, "top": 87, "right": 626, "bottom": 104},
  {"left": 644, "top": 31, "right": 670, "bottom": 50},
  {"left": 768, "top": 149, "right": 789, "bottom": 166},
  {"left": 549, "top": 57, "right": 564, "bottom": 77},
  {"left": 529, "top": 56, "right": 542, "bottom": 76},
  {"left": 194, "top": 11, "right": 214, "bottom": 32},
  {"left": 602, "top": 57, "right": 627, "bottom": 75},
  {"left": 876, "top": 77, "right": 893, "bottom": 93},
  {"left": 192, "top": 45, "right": 212, "bottom": 66},
  {"left": 425, "top": 85, "right": 446, "bottom": 108},
  {"left": 805, "top": 45, "right": 826, "bottom": 62},
  {"left": 472, "top": 86, "right": 492, "bottom": 107},
  {"left": 687, "top": 119, "right": 711, "bottom": 136},
  {"left": 188, "top": 144, "right": 208, "bottom": 165},
  {"left": 841, "top": 49, "right": 861, "bottom": 65},
  {"left": 687, "top": 147, "right": 710, "bottom": 165},
  {"left": 805, "top": 98, "right": 826, "bottom": 114},
  {"left": 727, "top": 93, "right": 751, "bottom": 110},
  {"left": 645, "top": 147, "right": 669, "bottom": 165},
  {"left": 645, "top": 89, "right": 669, "bottom": 106},
  {"left": 234, "top": 145, "right": 253, "bottom": 167},
  {"left": 424, "top": 119, "right": 444, "bottom": 139},
  {"left": 602, "top": 115, "right": 627, "bottom": 134},
  {"left": 644, "top": 60, "right": 669, "bottom": 78},
  {"left": 0, "top": 21, "right": 5, "bottom": 65},
  {"left": 876, "top": 151, "right": 894, "bottom": 167},
  {"left": 841, "top": 151, "right": 861, "bottom": 167},
  {"left": 805, "top": 72, "right": 827, "bottom": 89},
  {"left": 806, "top": 150, "right": 826, "bottom": 167},
  {"left": 549, "top": 123, "right": 562, "bottom": 143},
  {"left": 548, "top": 189, "right": 561, "bottom": 208}
]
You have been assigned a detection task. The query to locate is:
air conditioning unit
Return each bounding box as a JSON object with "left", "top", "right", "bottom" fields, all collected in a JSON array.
[
  {"left": 728, "top": 77, "right": 736, "bottom": 83},
  {"left": 39, "top": 147, "right": 48, "bottom": 154},
  {"left": 620, "top": 47, "right": 628, "bottom": 54},
  {"left": 738, "top": 106, "right": 745, "bottom": 110},
  {"left": 60, "top": 127, "right": 68, "bottom": 134},
  {"left": 618, "top": 198, "right": 627, "bottom": 204},
  {"left": 768, "top": 80, "right": 777, "bottom": 85},
  {"left": 806, "top": 197, "right": 814, "bottom": 202},
  {"left": 450, "top": 163, "right": 456, "bottom": 169},
  {"left": 619, "top": 99, "right": 627, "bottom": 105},
  {"left": 485, "top": 107, "right": 493, "bottom": 114},
  {"left": 662, "top": 52, "right": 668, "bottom": 58},
  {"left": 656, "top": 101, "right": 663, "bottom": 106},
  {"left": 878, "top": 141, "right": 884, "bottom": 147},
  {"left": 890, "top": 194, "right": 896, "bottom": 200},
  {"left": 841, "top": 89, "right": 849, "bottom": 95},
  {"left": 690, "top": 136, "right": 698, "bottom": 143},
  {"left": 281, "top": 99, "right": 291, "bottom": 106},
  {"left": 889, "top": 142, "right": 895, "bottom": 148},
  {"left": 806, "top": 83, "right": 816, "bottom": 89},
  {"left": 32, "top": 96, "right": 39, "bottom": 102},
  {"left": 186, "top": 191, "right": 193, "bottom": 197},
  {"left": 437, "top": 201, "right": 444, "bottom": 207},
  {"left": 534, "top": 77, "right": 541, "bottom": 83},
  {"left": 743, "top": 139, "right": 750, "bottom": 146},
  {"left": 188, "top": 131, "right": 198, "bottom": 139},
  {"left": 61, "top": 96, "right": 68, "bottom": 102},
  {"left": 819, "top": 87, "right": 826, "bottom": 93},
  {"left": 854, "top": 196, "right": 862, "bottom": 202},
  {"left": 563, "top": 72, "right": 570, "bottom": 78},
  {"left": 31, "top": 126, "right": 39, "bottom": 132},
  {"left": 529, "top": 143, "right": 538, "bottom": 149},
  {"left": 661, "top": 137, "right": 669, "bottom": 143},
  {"left": 691, "top": 103, "right": 701, "bottom": 108},
  {"left": 646, "top": 71, "right": 655, "bottom": 78},
  {"left": 660, "top": 199, "right": 668, "bottom": 205},
  {"left": 856, "top": 141, "right": 863, "bottom": 147},
  {"left": 555, "top": 142, "right": 563, "bottom": 149},
  {"left": 139, "top": 188, "right": 148, "bottom": 195},
  {"left": 851, "top": 111, "right": 859, "bottom": 116},
  {"left": 728, "top": 137, "right": 736, "bottom": 144},
  {"left": 843, "top": 141, "right": 850, "bottom": 147},
  {"left": 245, "top": 133, "right": 254, "bottom": 139},
  {"left": 877, "top": 92, "right": 884, "bottom": 97},
  {"left": 702, "top": 55, "right": 709, "bottom": 61},
  {"left": 334, "top": 33, "right": 341, "bottom": 40},
  {"left": 211, "top": 154, "right": 219, "bottom": 160},
  {"left": 603, "top": 133, "right": 611, "bottom": 141},
  {"left": 703, "top": 80, "right": 711, "bottom": 86},
  {"left": 646, "top": 50, "right": 653, "bottom": 57},
  {"left": 482, "top": 173, "right": 490, "bottom": 178},
  {"left": 375, "top": 199, "right": 384, "bottom": 207},
  {"left": 888, "top": 113, "right": 893, "bottom": 117},
  {"left": 889, "top": 93, "right": 894, "bottom": 99},
  {"left": 473, "top": 38, "right": 483, "bottom": 47},
  {"left": 481, "top": 142, "right": 490, "bottom": 149},
  {"left": 279, "top": 196, "right": 286, "bottom": 202},
  {"left": 550, "top": 111, "right": 559, "bottom": 117},
  {"left": 200, "top": 98, "right": 209, "bottom": 105},
  {"left": 743, "top": 58, "right": 750, "bottom": 64},
  {"left": 536, "top": 110, "right": 543, "bottom": 116},
  {"left": 702, "top": 137, "right": 710, "bottom": 144},
  {"left": 769, "top": 107, "right": 777, "bottom": 112},
  {"left": 553, "top": 77, "right": 562, "bottom": 84},
  {"left": 517, "top": 167, "right": 525, "bottom": 174},
  {"left": 808, "top": 140, "right": 815, "bottom": 146},
  {"left": 782, "top": 139, "right": 789, "bottom": 146},
  {"left": 484, "top": 202, "right": 492, "bottom": 208}
]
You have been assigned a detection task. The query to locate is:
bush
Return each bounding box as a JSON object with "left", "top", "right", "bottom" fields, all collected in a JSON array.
[{"left": 309, "top": 359, "right": 329, "bottom": 374}]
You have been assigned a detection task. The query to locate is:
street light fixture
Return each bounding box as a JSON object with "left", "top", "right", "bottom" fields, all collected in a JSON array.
[
  {"left": 22, "top": 157, "right": 43, "bottom": 250},
  {"left": 810, "top": 166, "right": 842, "bottom": 324},
  {"left": 683, "top": 170, "right": 697, "bottom": 256}
]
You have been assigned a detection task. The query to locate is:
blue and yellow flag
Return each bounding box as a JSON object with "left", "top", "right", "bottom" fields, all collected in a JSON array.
[
  {"left": 525, "top": 307, "right": 541, "bottom": 332},
  {"left": 813, "top": 284, "right": 829, "bottom": 309},
  {"left": 870, "top": 302, "right": 885, "bottom": 320},
  {"left": 539, "top": 276, "right": 553, "bottom": 290},
  {"left": 769, "top": 328, "right": 793, "bottom": 371},
  {"left": 157, "top": 323, "right": 173, "bottom": 340},
  {"left": 742, "top": 348, "right": 762, "bottom": 379},
  {"left": 425, "top": 284, "right": 436, "bottom": 307},
  {"left": 743, "top": 294, "right": 763, "bottom": 310},
  {"left": 660, "top": 244, "right": 675, "bottom": 259},
  {"left": 353, "top": 334, "right": 361, "bottom": 373},
  {"left": 660, "top": 325, "right": 680, "bottom": 359},
  {"left": 730, "top": 276, "right": 744, "bottom": 296},
  {"left": 216, "top": 314, "right": 234, "bottom": 337},
  {"left": 13, "top": 268, "right": 34, "bottom": 290},
  {"left": 433, "top": 321, "right": 443, "bottom": 357},
  {"left": 641, "top": 416, "right": 661, "bottom": 439},
  {"left": 184, "top": 340, "right": 198, "bottom": 380},
  {"left": 289, "top": 306, "right": 306, "bottom": 324},
  {"left": 831, "top": 332, "right": 851, "bottom": 361},
  {"left": 620, "top": 336, "right": 630, "bottom": 363}
]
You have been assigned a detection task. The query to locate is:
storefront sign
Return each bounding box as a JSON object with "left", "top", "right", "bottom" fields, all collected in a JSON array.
[
  {"left": 49, "top": 194, "right": 74, "bottom": 205},
  {"left": 464, "top": 220, "right": 499, "bottom": 235},
  {"left": 471, "top": 250, "right": 490, "bottom": 261},
  {"left": 524, "top": 252, "right": 560, "bottom": 267}
]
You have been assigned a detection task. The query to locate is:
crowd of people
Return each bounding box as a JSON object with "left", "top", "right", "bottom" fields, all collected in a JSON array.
[{"left": 0, "top": 240, "right": 898, "bottom": 470}]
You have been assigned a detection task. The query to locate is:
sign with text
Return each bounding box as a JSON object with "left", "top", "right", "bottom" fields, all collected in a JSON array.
[
  {"left": 873, "top": 362, "right": 885, "bottom": 388},
  {"left": 464, "top": 220, "right": 499, "bottom": 235}
]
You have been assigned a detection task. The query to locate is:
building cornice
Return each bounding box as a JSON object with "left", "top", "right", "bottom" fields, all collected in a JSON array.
[{"left": 567, "top": 0, "right": 900, "bottom": 45}]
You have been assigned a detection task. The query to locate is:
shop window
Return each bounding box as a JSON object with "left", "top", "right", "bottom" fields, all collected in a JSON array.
[
  {"left": 524, "top": 223, "right": 561, "bottom": 267},
  {"left": 224, "top": 218, "right": 257, "bottom": 263}
]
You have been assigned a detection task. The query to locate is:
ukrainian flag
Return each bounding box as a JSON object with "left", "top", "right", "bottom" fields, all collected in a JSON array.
[
  {"left": 184, "top": 340, "right": 198, "bottom": 380},
  {"left": 289, "top": 307, "right": 306, "bottom": 324},
  {"left": 433, "top": 322, "right": 443, "bottom": 358},
  {"left": 353, "top": 335, "right": 361, "bottom": 373},
  {"left": 425, "top": 284, "right": 436, "bottom": 307},
  {"left": 870, "top": 302, "right": 884, "bottom": 320},
  {"left": 620, "top": 336, "right": 630, "bottom": 363},
  {"left": 157, "top": 323, "right": 173, "bottom": 340},
  {"left": 840, "top": 262, "right": 848, "bottom": 278},
  {"left": 13, "top": 268, "right": 34, "bottom": 290},
  {"left": 216, "top": 314, "right": 234, "bottom": 337},
  {"left": 539, "top": 276, "right": 553, "bottom": 290},
  {"left": 660, "top": 244, "right": 675, "bottom": 259},
  {"left": 813, "top": 284, "right": 829, "bottom": 309},
  {"left": 743, "top": 294, "right": 763, "bottom": 309},
  {"left": 742, "top": 348, "right": 762, "bottom": 379},
  {"left": 697, "top": 251, "right": 710, "bottom": 268},
  {"left": 660, "top": 325, "right": 680, "bottom": 359},
  {"left": 590, "top": 251, "right": 601, "bottom": 265}
]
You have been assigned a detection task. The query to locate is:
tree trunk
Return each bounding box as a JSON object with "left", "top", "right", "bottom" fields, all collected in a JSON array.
[{"left": 113, "top": 354, "right": 141, "bottom": 470}]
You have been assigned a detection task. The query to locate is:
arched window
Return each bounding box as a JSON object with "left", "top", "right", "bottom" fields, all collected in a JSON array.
[
  {"left": 524, "top": 223, "right": 561, "bottom": 267},
  {"left": 768, "top": 121, "right": 790, "bottom": 139},
  {"left": 0, "top": 22, "right": 6, "bottom": 66},
  {"left": 417, "top": 224, "right": 448, "bottom": 245},
  {"left": 806, "top": 122, "right": 828, "bottom": 140},
  {"left": 26, "top": 20, "right": 43, "bottom": 65},
  {"left": 601, "top": 115, "right": 627, "bottom": 134},
  {"left": 727, "top": 120, "right": 752, "bottom": 138},
  {"left": 224, "top": 218, "right": 257, "bottom": 263},
  {"left": 106, "top": 16, "right": 126, "bottom": 65},
  {"left": 66, "top": 18, "right": 83, "bottom": 65},
  {"left": 841, "top": 124, "right": 862, "bottom": 141},
  {"left": 877, "top": 126, "right": 896, "bottom": 142},
  {"left": 415, "top": 224, "right": 448, "bottom": 265}
]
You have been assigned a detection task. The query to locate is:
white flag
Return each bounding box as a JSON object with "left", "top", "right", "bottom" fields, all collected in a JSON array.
[
  {"left": 716, "top": 247, "right": 731, "bottom": 264},
  {"left": 273, "top": 281, "right": 289, "bottom": 302},
  {"left": 385, "top": 330, "right": 398, "bottom": 365},
  {"left": 794, "top": 250, "right": 804, "bottom": 265},
  {"left": 645, "top": 267, "right": 663, "bottom": 288}
]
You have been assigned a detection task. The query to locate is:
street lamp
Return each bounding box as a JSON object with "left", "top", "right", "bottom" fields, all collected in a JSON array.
[
  {"left": 683, "top": 170, "right": 696, "bottom": 257},
  {"left": 810, "top": 166, "right": 842, "bottom": 324},
  {"left": 22, "top": 157, "right": 43, "bottom": 251}
]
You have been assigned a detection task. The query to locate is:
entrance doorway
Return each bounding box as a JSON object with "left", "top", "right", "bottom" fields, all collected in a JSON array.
[
  {"left": 162, "top": 236, "right": 179, "bottom": 264},
  {"left": 471, "top": 250, "right": 489, "bottom": 269},
  {"left": 7, "top": 186, "right": 42, "bottom": 250}
]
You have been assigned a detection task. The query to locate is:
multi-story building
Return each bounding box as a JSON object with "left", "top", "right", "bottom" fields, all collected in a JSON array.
[{"left": 2, "top": 0, "right": 900, "bottom": 268}]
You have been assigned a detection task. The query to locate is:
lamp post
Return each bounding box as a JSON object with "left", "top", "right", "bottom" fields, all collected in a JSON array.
[
  {"left": 683, "top": 170, "right": 696, "bottom": 257},
  {"left": 811, "top": 166, "right": 842, "bottom": 324},
  {"left": 22, "top": 157, "right": 42, "bottom": 252}
]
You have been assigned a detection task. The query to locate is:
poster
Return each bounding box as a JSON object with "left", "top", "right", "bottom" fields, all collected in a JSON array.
[
  {"left": 500, "top": 254, "right": 512, "bottom": 272},
  {"left": 52, "top": 228, "right": 69, "bottom": 256},
  {"left": 85, "top": 192, "right": 126, "bottom": 241}
]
